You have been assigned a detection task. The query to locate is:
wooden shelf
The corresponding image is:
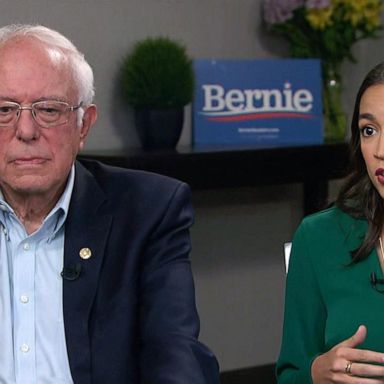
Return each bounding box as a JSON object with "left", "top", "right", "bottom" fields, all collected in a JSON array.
[{"left": 79, "top": 142, "right": 350, "bottom": 214}]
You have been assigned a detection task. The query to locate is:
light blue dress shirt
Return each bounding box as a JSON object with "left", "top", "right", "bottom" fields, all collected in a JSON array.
[{"left": 0, "top": 166, "right": 75, "bottom": 383}]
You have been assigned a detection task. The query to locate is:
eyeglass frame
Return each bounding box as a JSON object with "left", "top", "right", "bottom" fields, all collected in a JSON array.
[{"left": 0, "top": 100, "right": 83, "bottom": 128}]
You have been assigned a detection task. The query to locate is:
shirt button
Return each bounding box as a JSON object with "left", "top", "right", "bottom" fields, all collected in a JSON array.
[
  {"left": 20, "top": 343, "right": 29, "bottom": 353},
  {"left": 23, "top": 243, "right": 30, "bottom": 251},
  {"left": 20, "top": 295, "right": 29, "bottom": 304}
]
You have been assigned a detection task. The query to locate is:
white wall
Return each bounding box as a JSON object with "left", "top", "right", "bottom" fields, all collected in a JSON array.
[{"left": 1, "top": 0, "right": 383, "bottom": 372}]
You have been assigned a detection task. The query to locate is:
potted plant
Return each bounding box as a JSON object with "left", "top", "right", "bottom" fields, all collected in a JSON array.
[{"left": 121, "top": 36, "right": 194, "bottom": 150}]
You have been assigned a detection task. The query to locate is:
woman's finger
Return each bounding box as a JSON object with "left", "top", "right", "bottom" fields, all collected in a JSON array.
[
  {"left": 337, "top": 325, "right": 367, "bottom": 349},
  {"left": 345, "top": 361, "right": 384, "bottom": 378}
]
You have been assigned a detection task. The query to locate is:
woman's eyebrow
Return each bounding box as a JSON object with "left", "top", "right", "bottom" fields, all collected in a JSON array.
[{"left": 359, "top": 112, "right": 376, "bottom": 121}]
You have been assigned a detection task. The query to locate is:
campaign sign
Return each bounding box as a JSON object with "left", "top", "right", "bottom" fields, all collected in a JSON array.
[{"left": 193, "top": 59, "right": 323, "bottom": 147}]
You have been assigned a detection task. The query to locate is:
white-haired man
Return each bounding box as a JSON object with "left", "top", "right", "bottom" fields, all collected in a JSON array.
[{"left": 0, "top": 24, "right": 219, "bottom": 383}]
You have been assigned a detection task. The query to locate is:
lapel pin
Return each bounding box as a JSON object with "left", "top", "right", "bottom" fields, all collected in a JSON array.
[{"left": 79, "top": 247, "right": 92, "bottom": 260}]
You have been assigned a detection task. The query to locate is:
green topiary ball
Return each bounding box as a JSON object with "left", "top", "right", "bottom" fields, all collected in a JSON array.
[{"left": 121, "top": 37, "right": 195, "bottom": 109}]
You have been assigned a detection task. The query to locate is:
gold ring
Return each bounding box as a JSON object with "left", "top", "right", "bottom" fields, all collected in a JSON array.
[{"left": 345, "top": 362, "right": 353, "bottom": 375}]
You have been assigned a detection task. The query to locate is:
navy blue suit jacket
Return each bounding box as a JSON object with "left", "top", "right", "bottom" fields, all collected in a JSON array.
[{"left": 61, "top": 159, "right": 219, "bottom": 383}]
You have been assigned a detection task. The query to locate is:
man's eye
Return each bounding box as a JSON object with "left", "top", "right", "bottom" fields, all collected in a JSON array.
[
  {"left": 39, "top": 107, "right": 60, "bottom": 114},
  {"left": 360, "top": 126, "right": 377, "bottom": 137},
  {"left": 0, "top": 106, "right": 14, "bottom": 114}
]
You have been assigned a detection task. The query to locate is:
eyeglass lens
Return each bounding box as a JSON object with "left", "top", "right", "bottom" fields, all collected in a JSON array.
[{"left": 0, "top": 101, "right": 75, "bottom": 127}]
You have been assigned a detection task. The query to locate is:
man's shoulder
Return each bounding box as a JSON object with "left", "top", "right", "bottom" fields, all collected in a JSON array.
[{"left": 76, "top": 158, "right": 188, "bottom": 198}]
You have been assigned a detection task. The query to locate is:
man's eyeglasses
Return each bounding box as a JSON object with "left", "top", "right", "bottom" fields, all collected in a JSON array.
[{"left": 0, "top": 100, "right": 83, "bottom": 128}]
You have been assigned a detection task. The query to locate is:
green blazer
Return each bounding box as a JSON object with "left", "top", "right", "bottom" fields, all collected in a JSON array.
[{"left": 276, "top": 206, "right": 384, "bottom": 383}]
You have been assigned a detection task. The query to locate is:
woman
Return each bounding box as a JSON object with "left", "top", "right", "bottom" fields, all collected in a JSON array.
[{"left": 277, "top": 62, "right": 384, "bottom": 383}]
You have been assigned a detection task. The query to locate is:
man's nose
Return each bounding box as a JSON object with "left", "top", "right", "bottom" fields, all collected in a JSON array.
[{"left": 15, "top": 108, "right": 40, "bottom": 141}]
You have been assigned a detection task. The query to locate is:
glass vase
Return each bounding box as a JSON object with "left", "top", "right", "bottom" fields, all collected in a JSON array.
[{"left": 322, "top": 66, "right": 347, "bottom": 143}]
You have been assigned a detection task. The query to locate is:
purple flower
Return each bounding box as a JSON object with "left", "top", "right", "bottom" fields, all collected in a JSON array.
[
  {"left": 305, "top": 0, "right": 331, "bottom": 9},
  {"left": 263, "top": 0, "right": 305, "bottom": 25}
]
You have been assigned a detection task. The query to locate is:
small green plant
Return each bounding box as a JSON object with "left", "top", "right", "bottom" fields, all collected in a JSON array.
[{"left": 121, "top": 37, "right": 194, "bottom": 108}]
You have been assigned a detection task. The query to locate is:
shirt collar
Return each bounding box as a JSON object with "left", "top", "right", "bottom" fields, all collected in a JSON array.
[{"left": 0, "top": 164, "right": 75, "bottom": 237}]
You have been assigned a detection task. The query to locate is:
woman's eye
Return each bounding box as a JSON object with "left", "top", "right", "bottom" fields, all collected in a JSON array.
[{"left": 360, "top": 125, "right": 377, "bottom": 137}]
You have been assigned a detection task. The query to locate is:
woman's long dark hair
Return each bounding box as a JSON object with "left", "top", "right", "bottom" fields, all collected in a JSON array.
[{"left": 336, "top": 62, "right": 384, "bottom": 262}]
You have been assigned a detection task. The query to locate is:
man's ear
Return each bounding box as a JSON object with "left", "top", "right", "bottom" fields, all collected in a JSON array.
[{"left": 79, "top": 104, "right": 97, "bottom": 149}]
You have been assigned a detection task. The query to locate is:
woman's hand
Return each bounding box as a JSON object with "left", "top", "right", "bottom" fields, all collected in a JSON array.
[{"left": 311, "top": 325, "right": 384, "bottom": 383}]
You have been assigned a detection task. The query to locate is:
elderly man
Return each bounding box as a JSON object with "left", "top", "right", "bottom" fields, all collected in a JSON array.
[{"left": 0, "top": 24, "right": 219, "bottom": 383}]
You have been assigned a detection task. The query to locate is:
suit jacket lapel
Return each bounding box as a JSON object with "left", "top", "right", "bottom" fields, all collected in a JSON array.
[{"left": 63, "top": 161, "right": 112, "bottom": 384}]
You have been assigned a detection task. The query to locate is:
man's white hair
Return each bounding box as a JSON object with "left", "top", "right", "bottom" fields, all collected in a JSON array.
[{"left": 0, "top": 24, "right": 95, "bottom": 109}]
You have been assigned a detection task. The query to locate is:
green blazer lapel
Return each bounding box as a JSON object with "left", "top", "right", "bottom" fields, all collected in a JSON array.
[{"left": 63, "top": 161, "right": 113, "bottom": 384}]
